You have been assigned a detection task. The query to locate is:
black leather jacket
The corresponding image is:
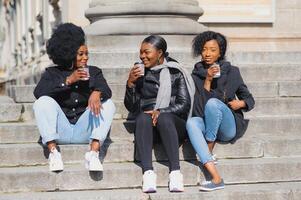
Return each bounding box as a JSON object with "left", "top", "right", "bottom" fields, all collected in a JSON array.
[{"left": 124, "top": 67, "right": 191, "bottom": 120}]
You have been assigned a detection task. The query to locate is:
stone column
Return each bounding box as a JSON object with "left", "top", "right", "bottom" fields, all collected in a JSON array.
[{"left": 84, "top": 0, "right": 207, "bottom": 68}]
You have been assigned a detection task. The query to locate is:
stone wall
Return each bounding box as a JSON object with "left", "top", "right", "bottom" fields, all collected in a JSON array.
[{"left": 199, "top": 0, "right": 301, "bottom": 38}]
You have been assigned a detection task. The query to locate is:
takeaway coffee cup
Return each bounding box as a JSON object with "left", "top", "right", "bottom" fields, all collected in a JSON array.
[
  {"left": 134, "top": 62, "right": 144, "bottom": 76},
  {"left": 78, "top": 65, "right": 90, "bottom": 80},
  {"left": 210, "top": 63, "right": 220, "bottom": 78}
]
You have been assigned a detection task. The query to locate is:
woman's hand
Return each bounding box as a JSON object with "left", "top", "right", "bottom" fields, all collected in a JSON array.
[
  {"left": 127, "top": 65, "right": 143, "bottom": 88},
  {"left": 204, "top": 66, "right": 219, "bottom": 91},
  {"left": 144, "top": 110, "right": 160, "bottom": 126},
  {"left": 67, "top": 68, "right": 89, "bottom": 85},
  {"left": 88, "top": 91, "right": 102, "bottom": 116},
  {"left": 228, "top": 100, "right": 246, "bottom": 111},
  {"left": 206, "top": 66, "right": 219, "bottom": 81}
]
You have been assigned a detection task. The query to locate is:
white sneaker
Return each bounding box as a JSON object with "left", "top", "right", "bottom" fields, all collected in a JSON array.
[
  {"left": 169, "top": 170, "right": 184, "bottom": 192},
  {"left": 48, "top": 148, "right": 64, "bottom": 172},
  {"left": 142, "top": 170, "right": 157, "bottom": 193},
  {"left": 85, "top": 151, "right": 103, "bottom": 171}
]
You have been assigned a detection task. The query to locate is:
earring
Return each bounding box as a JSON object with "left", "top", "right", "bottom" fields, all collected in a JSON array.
[
  {"left": 69, "top": 61, "right": 74, "bottom": 70},
  {"left": 157, "top": 57, "right": 160, "bottom": 65}
]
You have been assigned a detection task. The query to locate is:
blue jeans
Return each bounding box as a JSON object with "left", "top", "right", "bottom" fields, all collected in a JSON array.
[
  {"left": 186, "top": 98, "right": 236, "bottom": 164},
  {"left": 33, "top": 96, "right": 116, "bottom": 145}
]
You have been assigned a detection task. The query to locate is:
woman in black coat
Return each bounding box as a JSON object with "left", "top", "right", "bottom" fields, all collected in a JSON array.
[
  {"left": 124, "top": 35, "right": 194, "bottom": 193},
  {"left": 186, "top": 31, "right": 255, "bottom": 191},
  {"left": 33, "top": 23, "right": 115, "bottom": 172}
]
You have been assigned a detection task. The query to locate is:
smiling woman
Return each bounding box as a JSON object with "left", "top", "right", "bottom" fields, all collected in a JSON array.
[
  {"left": 186, "top": 31, "right": 255, "bottom": 192},
  {"left": 33, "top": 23, "right": 115, "bottom": 173},
  {"left": 124, "top": 35, "right": 195, "bottom": 193}
]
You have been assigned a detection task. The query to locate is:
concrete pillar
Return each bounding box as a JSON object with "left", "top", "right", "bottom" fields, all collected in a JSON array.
[
  {"left": 85, "top": 0, "right": 206, "bottom": 35},
  {"left": 84, "top": 0, "right": 207, "bottom": 68}
]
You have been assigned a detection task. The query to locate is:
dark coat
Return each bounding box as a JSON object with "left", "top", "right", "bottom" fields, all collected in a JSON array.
[
  {"left": 124, "top": 67, "right": 191, "bottom": 120},
  {"left": 191, "top": 61, "right": 255, "bottom": 142},
  {"left": 34, "top": 65, "right": 112, "bottom": 124}
]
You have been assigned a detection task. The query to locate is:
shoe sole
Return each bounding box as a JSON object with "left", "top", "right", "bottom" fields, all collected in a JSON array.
[
  {"left": 143, "top": 188, "right": 157, "bottom": 193},
  {"left": 49, "top": 167, "right": 64, "bottom": 172},
  {"left": 169, "top": 188, "right": 184, "bottom": 192},
  {"left": 199, "top": 185, "right": 224, "bottom": 191}
]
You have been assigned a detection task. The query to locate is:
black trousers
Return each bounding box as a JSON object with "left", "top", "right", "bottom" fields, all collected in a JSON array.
[{"left": 135, "top": 112, "right": 187, "bottom": 173}]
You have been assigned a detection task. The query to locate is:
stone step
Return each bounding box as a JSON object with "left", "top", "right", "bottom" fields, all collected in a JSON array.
[
  {"left": 1, "top": 157, "right": 301, "bottom": 193},
  {"left": 9, "top": 64, "right": 301, "bottom": 103},
  {"left": 18, "top": 97, "right": 301, "bottom": 121},
  {"left": 0, "top": 96, "right": 14, "bottom": 103},
  {"left": 1, "top": 115, "right": 301, "bottom": 144},
  {"left": 100, "top": 64, "right": 301, "bottom": 83},
  {"left": 0, "top": 120, "right": 134, "bottom": 144},
  {"left": 0, "top": 189, "right": 148, "bottom": 200},
  {"left": 246, "top": 115, "right": 301, "bottom": 136},
  {"left": 1, "top": 135, "right": 301, "bottom": 167},
  {"left": 150, "top": 182, "right": 301, "bottom": 200},
  {"left": 113, "top": 98, "right": 301, "bottom": 118},
  {"left": 250, "top": 97, "right": 301, "bottom": 116},
  {"left": 88, "top": 51, "right": 301, "bottom": 69},
  {"left": 0, "top": 103, "right": 22, "bottom": 122},
  {"left": 9, "top": 80, "right": 301, "bottom": 103},
  {"left": 1, "top": 182, "right": 300, "bottom": 200},
  {"left": 0, "top": 137, "right": 244, "bottom": 167}
]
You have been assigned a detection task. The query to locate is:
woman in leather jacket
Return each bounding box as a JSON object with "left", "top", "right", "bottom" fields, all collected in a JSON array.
[
  {"left": 124, "top": 35, "right": 194, "bottom": 193},
  {"left": 186, "top": 31, "right": 255, "bottom": 191}
]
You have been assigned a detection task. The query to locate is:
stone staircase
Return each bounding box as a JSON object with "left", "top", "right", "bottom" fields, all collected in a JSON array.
[{"left": 0, "top": 51, "right": 301, "bottom": 199}]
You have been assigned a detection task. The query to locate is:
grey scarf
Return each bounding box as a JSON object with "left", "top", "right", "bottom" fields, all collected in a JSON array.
[{"left": 150, "top": 60, "right": 195, "bottom": 117}]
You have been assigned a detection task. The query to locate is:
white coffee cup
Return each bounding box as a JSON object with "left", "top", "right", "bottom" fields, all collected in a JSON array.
[
  {"left": 134, "top": 62, "right": 144, "bottom": 76},
  {"left": 79, "top": 65, "right": 90, "bottom": 80},
  {"left": 210, "top": 63, "right": 220, "bottom": 78}
]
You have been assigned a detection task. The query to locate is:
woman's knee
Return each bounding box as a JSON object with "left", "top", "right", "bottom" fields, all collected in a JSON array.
[
  {"left": 205, "top": 98, "right": 222, "bottom": 111},
  {"left": 186, "top": 117, "right": 205, "bottom": 135},
  {"left": 33, "top": 96, "right": 57, "bottom": 111},
  {"left": 135, "top": 112, "right": 152, "bottom": 124},
  {"left": 102, "top": 99, "right": 116, "bottom": 113},
  {"left": 156, "top": 112, "right": 173, "bottom": 128},
  {"left": 218, "top": 131, "right": 236, "bottom": 142}
]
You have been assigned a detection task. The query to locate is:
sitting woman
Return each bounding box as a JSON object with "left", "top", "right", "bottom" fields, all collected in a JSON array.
[
  {"left": 124, "top": 35, "right": 194, "bottom": 193},
  {"left": 186, "top": 31, "right": 255, "bottom": 191},
  {"left": 33, "top": 23, "right": 115, "bottom": 172}
]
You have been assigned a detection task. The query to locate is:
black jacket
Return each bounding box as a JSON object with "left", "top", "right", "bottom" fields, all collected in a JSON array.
[
  {"left": 191, "top": 61, "right": 255, "bottom": 142},
  {"left": 34, "top": 65, "right": 112, "bottom": 124},
  {"left": 124, "top": 67, "right": 191, "bottom": 120}
]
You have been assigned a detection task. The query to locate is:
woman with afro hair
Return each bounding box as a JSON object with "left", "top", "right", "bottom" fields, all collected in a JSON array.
[
  {"left": 33, "top": 23, "right": 115, "bottom": 172},
  {"left": 186, "top": 31, "right": 255, "bottom": 191}
]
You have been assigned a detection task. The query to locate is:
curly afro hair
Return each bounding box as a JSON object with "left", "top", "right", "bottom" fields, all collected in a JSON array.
[
  {"left": 46, "top": 23, "right": 85, "bottom": 68},
  {"left": 192, "top": 31, "right": 227, "bottom": 61}
]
